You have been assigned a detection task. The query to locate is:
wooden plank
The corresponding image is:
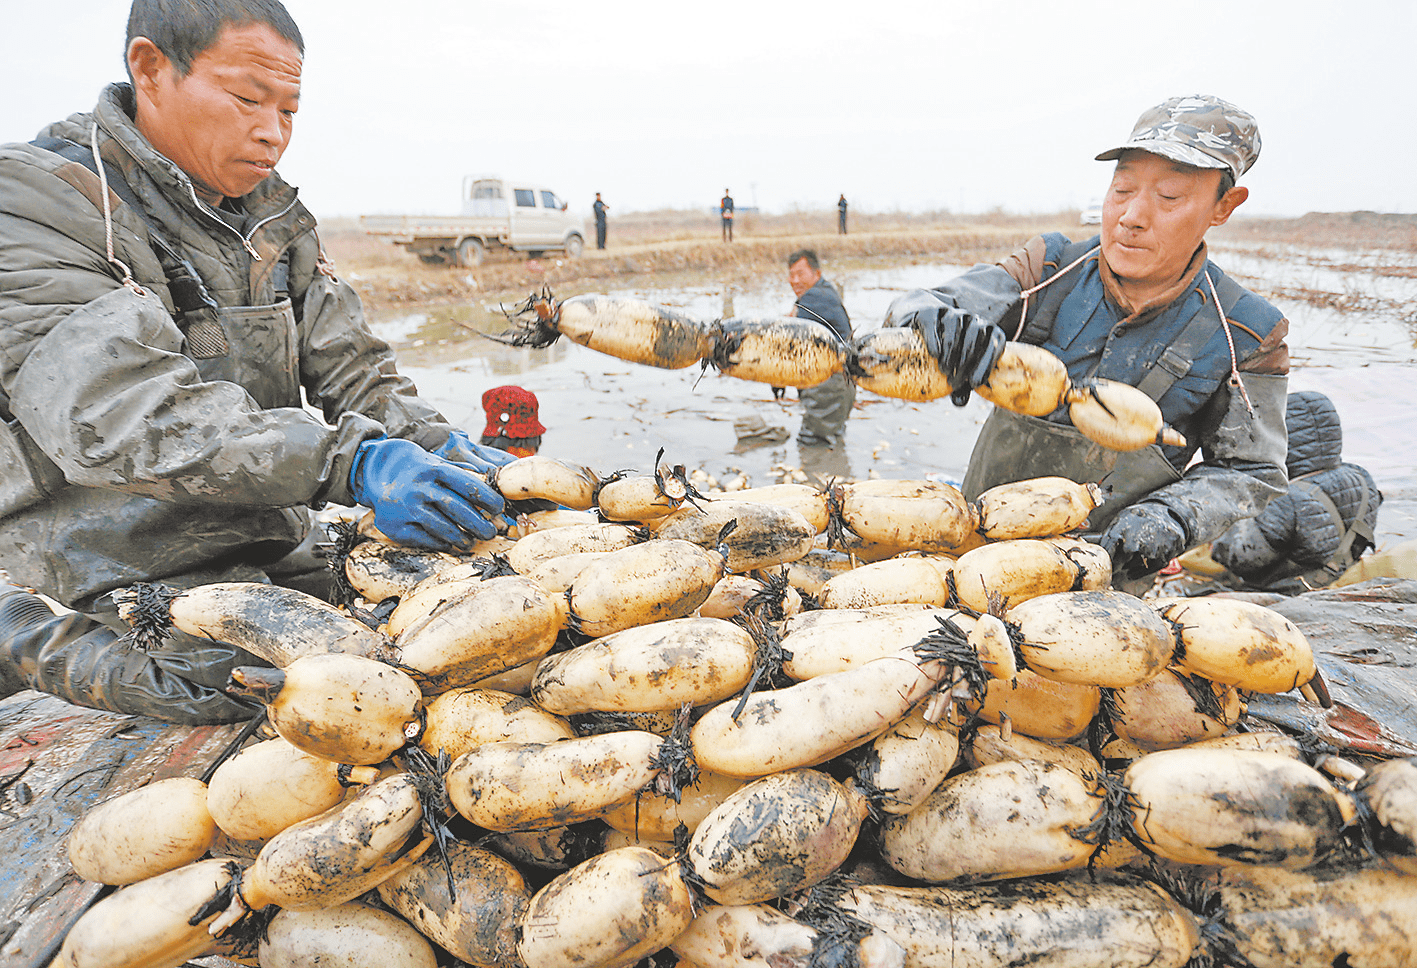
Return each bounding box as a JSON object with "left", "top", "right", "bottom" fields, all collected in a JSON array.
[{"left": 0, "top": 691, "right": 244, "bottom": 968}]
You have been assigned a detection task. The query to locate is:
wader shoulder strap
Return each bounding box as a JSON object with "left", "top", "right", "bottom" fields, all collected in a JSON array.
[
  {"left": 31, "top": 137, "right": 217, "bottom": 315},
  {"left": 1349, "top": 492, "right": 1376, "bottom": 550},
  {"left": 33, "top": 136, "right": 144, "bottom": 213},
  {"left": 1133, "top": 271, "right": 1249, "bottom": 403},
  {"left": 1022, "top": 238, "right": 1099, "bottom": 343},
  {"left": 1290, "top": 477, "right": 1344, "bottom": 536},
  {"left": 1132, "top": 302, "right": 1220, "bottom": 403},
  {"left": 1027, "top": 246, "right": 1251, "bottom": 405}
]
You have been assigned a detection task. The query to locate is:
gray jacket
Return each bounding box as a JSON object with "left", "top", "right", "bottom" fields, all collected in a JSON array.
[{"left": 0, "top": 84, "right": 456, "bottom": 610}]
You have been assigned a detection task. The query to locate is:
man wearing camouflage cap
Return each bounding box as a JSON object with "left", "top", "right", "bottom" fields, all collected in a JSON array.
[{"left": 884, "top": 94, "right": 1289, "bottom": 590}]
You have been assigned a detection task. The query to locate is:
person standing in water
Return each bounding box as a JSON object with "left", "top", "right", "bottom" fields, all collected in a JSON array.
[{"left": 787, "top": 249, "right": 855, "bottom": 448}]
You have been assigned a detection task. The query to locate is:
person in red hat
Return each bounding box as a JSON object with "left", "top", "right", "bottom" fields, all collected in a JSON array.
[{"left": 479, "top": 385, "right": 546, "bottom": 457}]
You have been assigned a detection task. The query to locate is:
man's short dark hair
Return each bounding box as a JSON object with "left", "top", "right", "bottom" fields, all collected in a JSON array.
[
  {"left": 787, "top": 249, "right": 820, "bottom": 272},
  {"left": 126, "top": 0, "right": 304, "bottom": 79},
  {"left": 1217, "top": 170, "right": 1236, "bottom": 200}
]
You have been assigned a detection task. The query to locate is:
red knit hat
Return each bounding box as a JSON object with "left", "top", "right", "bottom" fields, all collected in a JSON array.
[{"left": 481, "top": 385, "right": 546, "bottom": 438}]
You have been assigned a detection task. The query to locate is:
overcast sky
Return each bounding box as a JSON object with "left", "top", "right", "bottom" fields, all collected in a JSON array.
[{"left": 3, "top": 0, "right": 1414, "bottom": 220}]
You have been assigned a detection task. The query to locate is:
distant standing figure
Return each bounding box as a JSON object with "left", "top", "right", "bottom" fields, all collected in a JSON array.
[
  {"left": 593, "top": 192, "right": 609, "bottom": 249},
  {"left": 479, "top": 386, "right": 546, "bottom": 458},
  {"left": 787, "top": 248, "right": 855, "bottom": 447},
  {"left": 720, "top": 189, "right": 735, "bottom": 242},
  {"left": 838, "top": 194, "right": 848, "bottom": 234}
]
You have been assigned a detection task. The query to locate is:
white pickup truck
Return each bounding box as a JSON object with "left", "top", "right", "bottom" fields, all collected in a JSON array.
[{"left": 359, "top": 176, "right": 585, "bottom": 267}]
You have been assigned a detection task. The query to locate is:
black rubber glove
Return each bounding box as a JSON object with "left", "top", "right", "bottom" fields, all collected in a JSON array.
[
  {"left": 0, "top": 585, "right": 260, "bottom": 723},
  {"left": 884, "top": 289, "right": 1006, "bottom": 406},
  {"left": 882, "top": 288, "right": 952, "bottom": 330},
  {"left": 1096, "top": 503, "right": 1189, "bottom": 583}
]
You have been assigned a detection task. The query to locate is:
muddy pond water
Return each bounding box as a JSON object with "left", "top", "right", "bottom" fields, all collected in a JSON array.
[{"left": 373, "top": 242, "right": 1417, "bottom": 551}]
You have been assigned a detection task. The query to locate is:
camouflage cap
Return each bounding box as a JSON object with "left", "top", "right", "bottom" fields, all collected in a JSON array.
[{"left": 1095, "top": 94, "right": 1261, "bottom": 181}]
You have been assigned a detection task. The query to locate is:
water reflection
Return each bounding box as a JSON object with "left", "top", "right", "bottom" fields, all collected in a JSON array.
[{"left": 798, "top": 441, "right": 853, "bottom": 485}]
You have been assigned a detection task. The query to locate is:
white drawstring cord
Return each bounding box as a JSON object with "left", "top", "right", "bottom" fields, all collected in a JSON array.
[
  {"left": 1013, "top": 245, "right": 1099, "bottom": 339},
  {"left": 89, "top": 123, "right": 144, "bottom": 296},
  {"left": 315, "top": 241, "right": 337, "bottom": 279},
  {"left": 1204, "top": 269, "right": 1253, "bottom": 415},
  {"left": 1017, "top": 245, "right": 1254, "bottom": 416}
]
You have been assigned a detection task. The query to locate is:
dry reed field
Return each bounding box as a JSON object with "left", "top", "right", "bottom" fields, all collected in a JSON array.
[
  {"left": 324, "top": 207, "right": 1417, "bottom": 316},
  {"left": 325, "top": 208, "right": 1086, "bottom": 312}
]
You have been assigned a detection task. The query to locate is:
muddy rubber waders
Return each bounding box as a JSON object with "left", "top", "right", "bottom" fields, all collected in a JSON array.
[{"left": 0, "top": 584, "right": 261, "bottom": 724}]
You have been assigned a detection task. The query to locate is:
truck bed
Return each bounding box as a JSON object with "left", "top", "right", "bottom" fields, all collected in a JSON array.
[{"left": 358, "top": 213, "right": 508, "bottom": 241}]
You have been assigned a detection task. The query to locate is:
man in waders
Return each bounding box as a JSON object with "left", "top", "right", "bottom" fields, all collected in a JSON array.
[
  {"left": 786, "top": 249, "right": 856, "bottom": 448},
  {"left": 0, "top": 0, "right": 516, "bottom": 723},
  {"left": 883, "top": 95, "right": 1290, "bottom": 592}
]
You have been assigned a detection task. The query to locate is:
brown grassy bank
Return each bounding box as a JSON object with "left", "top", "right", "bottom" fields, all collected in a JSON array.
[
  {"left": 323, "top": 208, "right": 1417, "bottom": 313},
  {"left": 1223, "top": 211, "right": 1417, "bottom": 250},
  {"left": 324, "top": 208, "right": 1080, "bottom": 312}
]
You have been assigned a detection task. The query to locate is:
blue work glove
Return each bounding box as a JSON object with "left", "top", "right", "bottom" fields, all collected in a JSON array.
[
  {"left": 432, "top": 429, "right": 518, "bottom": 473},
  {"left": 1096, "top": 503, "right": 1189, "bottom": 583},
  {"left": 883, "top": 289, "right": 1006, "bottom": 406},
  {"left": 349, "top": 437, "right": 505, "bottom": 550}
]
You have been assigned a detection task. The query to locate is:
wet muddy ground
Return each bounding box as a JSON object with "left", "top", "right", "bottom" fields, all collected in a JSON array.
[{"left": 370, "top": 243, "right": 1417, "bottom": 553}]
